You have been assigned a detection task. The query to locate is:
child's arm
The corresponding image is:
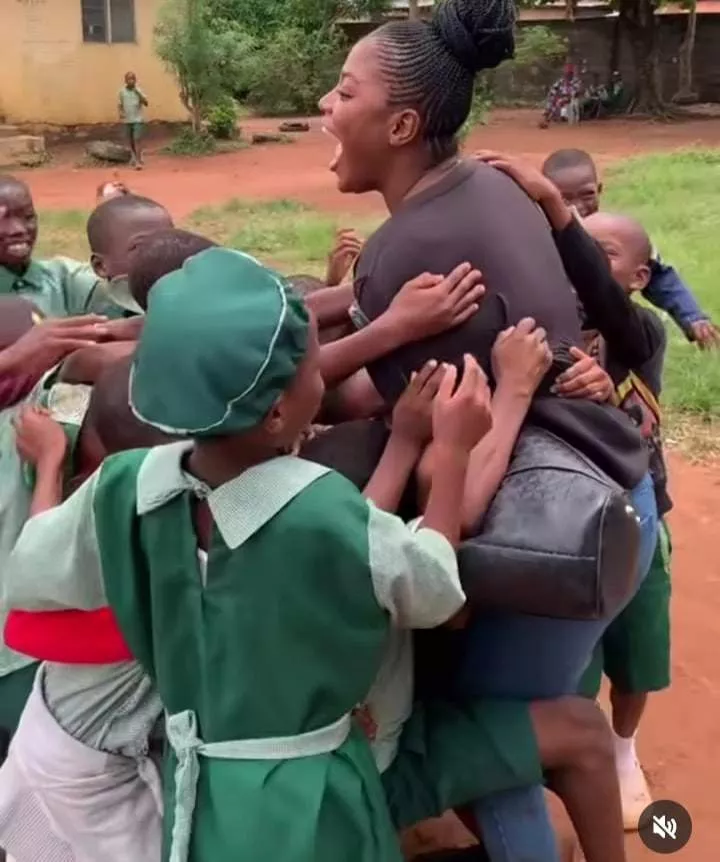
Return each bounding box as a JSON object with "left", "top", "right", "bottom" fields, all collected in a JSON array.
[
  {"left": 477, "top": 152, "right": 657, "bottom": 371},
  {"left": 420, "top": 355, "right": 493, "bottom": 548},
  {"left": 417, "top": 320, "right": 552, "bottom": 537},
  {"left": 303, "top": 283, "right": 354, "bottom": 328},
  {"left": 643, "top": 259, "right": 719, "bottom": 349},
  {"left": 364, "top": 360, "right": 444, "bottom": 512},
  {"left": 13, "top": 405, "right": 68, "bottom": 516},
  {"left": 320, "top": 263, "right": 484, "bottom": 387},
  {"left": 118, "top": 91, "right": 125, "bottom": 120},
  {"left": 360, "top": 356, "right": 491, "bottom": 633}
]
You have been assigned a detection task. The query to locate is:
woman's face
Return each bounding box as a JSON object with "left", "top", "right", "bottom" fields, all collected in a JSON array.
[{"left": 320, "top": 38, "right": 412, "bottom": 195}]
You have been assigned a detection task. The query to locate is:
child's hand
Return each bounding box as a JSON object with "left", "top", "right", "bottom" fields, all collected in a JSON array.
[
  {"left": 689, "top": 319, "right": 720, "bottom": 350},
  {"left": 391, "top": 360, "right": 445, "bottom": 447},
  {"left": 432, "top": 355, "right": 492, "bottom": 454},
  {"left": 326, "top": 229, "right": 363, "bottom": 286},
  {"left": 13, "top": 405, "right": 67, "bottom": 468},
  {"left": 386, "top": 263, "right": 485, "bottom": 342},
  {"left": 475, "top": 151, "right": 560, "bottom": 206},
  {"left": 552, "top": 346, "right": 614, "bottom": 402},
  {"left": 1, "top": 316, "right": 110, "bottom": 379},
  {"left": 491, "top": 318, "right": 553, "bottom": 399}
]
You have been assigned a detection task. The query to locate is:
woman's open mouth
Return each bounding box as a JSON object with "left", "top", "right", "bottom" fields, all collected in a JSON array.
[{"left": 322, "top": 126, "right": 343, "bottom": 173}]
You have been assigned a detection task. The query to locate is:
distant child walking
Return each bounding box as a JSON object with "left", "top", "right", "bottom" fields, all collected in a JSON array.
[{"left": 118, "top": 72, "right": 148, "bottom": 169}]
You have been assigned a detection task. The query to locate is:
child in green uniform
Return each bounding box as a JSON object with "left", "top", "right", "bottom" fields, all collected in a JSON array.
[
  {"left": 0, "top": 358, "right": 172, "bottom": 862},
  {"left": 118, "top": 72, "right": 149, "bottom": 168},
  {"left": 0, "top": 176, "right": 121, "bottom": 319},
  {"left": 3, "top": 247, "right": 491, "bottom": 862}
]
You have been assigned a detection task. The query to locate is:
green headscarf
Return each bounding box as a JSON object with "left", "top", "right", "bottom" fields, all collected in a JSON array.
[{"left": 130, "top": 248, "right": 309, "bottom": 436}]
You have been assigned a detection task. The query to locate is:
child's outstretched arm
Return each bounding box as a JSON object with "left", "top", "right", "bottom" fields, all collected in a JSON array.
[
  {"left": 363, "top": 360, "right": 444, "bottom": 513},
  {"left": 319, "top": 263, "right": 484, "bottom": 387},
  {"left": 13, "top": 405, "right": 68, "bottom": 516},
  {"left": 643, "top": 259, "right": 719, "bottom": 349}
]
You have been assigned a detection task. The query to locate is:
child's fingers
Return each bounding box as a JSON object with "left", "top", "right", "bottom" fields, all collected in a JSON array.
[
  {"left": 514, "top": 317, "right": 537, "bottom": 336},
  {"left": 555, "top": 356, "right": 594, "bottom": 385},
  {"left": 456, "top": 354, "right": 481, "bottom": 396},
  {"left": 554, "top": 368, "right": 598, "bottom": 395},
  {"left": 447, "top": 267, "right": 484, "bottom": 300},
  {"left": 412, "top": 359, "right": 440, "bottom": 391},
  {"left": 436, "top": 362, "right": 458, "bottom": 402},
  {"left": 418, "top": 363, "right": 446, "bottom": 399},
  {"left": 568, "top": 345, "right": 588, "bottom": 361},
  {"left": 45, "top": 315, "right": 109, "bottom": 329},
  {"left": 440, "top": 262, "right": 473, "bottom": 292},
  {"left": 474, "top": 150, "right": 503, "bottom": 163}
]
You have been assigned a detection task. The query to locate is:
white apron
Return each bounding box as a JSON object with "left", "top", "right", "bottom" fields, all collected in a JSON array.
[{"left": 0, "top": 668, "right": 163, "bottom": 862}]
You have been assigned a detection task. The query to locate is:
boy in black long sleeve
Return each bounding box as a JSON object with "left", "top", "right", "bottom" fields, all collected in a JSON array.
[{"left": 477, "top": 151, "right": 672, "bottom": 832}]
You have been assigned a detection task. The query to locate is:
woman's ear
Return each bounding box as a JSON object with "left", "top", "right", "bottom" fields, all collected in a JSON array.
[{"left": 389, "top": 108, "right": 422, "bottom": 148}]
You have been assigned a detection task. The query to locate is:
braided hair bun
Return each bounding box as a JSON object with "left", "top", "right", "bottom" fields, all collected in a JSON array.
[{"left": 433, "top": 0, "right": 515, "bottom": 74}]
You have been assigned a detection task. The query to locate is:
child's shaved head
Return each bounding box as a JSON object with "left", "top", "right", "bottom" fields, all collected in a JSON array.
[
  {"left": 128, "top": 228, "right": 217, "bottom": 310},
  {"left": 86, "top": 194, "right": 173, "bottom": 284},
  {"left": 82, "top": 355, "right": 173, "bottom": 456},
  {"left": 584, "top": 211, "right": 652, "bottom": 293},
  {"left": 542, "top": 149, "right": 601, "bottom": 218}
]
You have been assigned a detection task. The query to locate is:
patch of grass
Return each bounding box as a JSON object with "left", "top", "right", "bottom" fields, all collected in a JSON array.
[
  {"left": 35, "top": 209, "right": 90, "bottom": 260},
  {"left": 186, "top": 199, "right": 379, "bottom": 275},
  {"left": 604, "top": 149, "right": 720, "bottom": 419}
]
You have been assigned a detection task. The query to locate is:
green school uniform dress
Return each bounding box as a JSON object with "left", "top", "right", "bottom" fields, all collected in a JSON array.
[
  {"left": 0, "top": 377, "right": 91, "bottom": 734},
  {"left": 0, "top": 258, "right": 122, "bottom": 319}
]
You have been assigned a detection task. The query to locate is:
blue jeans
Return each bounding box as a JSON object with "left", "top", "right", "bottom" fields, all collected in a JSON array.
[{"left": 458, "top": 473, "right": 659, "bottom": 862}]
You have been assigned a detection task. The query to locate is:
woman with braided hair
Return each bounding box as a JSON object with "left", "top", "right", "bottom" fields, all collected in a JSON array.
[{"left": 318, "top": 2, "right": 659, "bottom": 860}]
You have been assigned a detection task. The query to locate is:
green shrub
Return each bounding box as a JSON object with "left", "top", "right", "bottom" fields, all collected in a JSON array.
[
  {"left": 162, "top": 127, "right": 217, "bottom": 156},
  {"left": 207, "top": 97, "right": 239, "bottom": 139}
]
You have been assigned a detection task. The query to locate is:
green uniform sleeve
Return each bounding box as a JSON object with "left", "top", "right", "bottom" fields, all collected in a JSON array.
[
  {"left": 3, "top": 471, "right": 109, "bottom": 611},
  {"left": 366, "top": 503, "right": 465, "bottom": 629},
  {"left": 56, "top": 257, "right": 124, "bottom": 319}
]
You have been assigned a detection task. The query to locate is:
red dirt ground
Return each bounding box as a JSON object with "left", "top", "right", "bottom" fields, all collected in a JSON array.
[
  {"left": 20, "top": 109, "right": 720, "bottom": 860},
  {"left": 23, "top": 109, "right": 720, "bottom": 217}
]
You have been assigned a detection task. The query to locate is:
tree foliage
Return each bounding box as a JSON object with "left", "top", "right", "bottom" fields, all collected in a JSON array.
[{"left": 154, "top": 0, "right": 253, "bottom": 129}]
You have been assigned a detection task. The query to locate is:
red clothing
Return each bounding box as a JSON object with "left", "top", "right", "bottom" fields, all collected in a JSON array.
[
  {"left": 0, "top": 371, "right": 41, "bottom": 409},
  {"left": 5, "top": 608, "right": 133, "bottom": 664}
]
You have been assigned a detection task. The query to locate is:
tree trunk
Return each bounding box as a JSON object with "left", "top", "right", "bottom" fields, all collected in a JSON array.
[
  {"left": 673, "top": 1, "right": 698, "bottom": 103},
  {"left": 608, "top": 13, "right": 622, "bottom": 84},
  {"left": 407, "top": 0, "right": 421, "bottom": 20},
  {"left": 619, "top": 0, "right": 664, "bottom": 112}
]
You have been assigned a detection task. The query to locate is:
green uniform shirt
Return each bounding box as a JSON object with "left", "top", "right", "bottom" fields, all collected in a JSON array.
[
  {"left": 0, "top": 377, "right": 91, "bottom": 679},
  {"left": 118, "top": 87, "right": 147, "bottom": 124},
  {"left": 0, "top": 257, "right": 121, "bottom": 319}
]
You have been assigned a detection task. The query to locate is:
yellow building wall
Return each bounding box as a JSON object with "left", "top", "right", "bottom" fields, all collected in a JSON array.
[{"left": 0, "top": 0, "right": 186, "bottom": 125}]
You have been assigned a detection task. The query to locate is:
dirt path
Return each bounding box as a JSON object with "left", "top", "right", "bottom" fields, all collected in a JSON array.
[
  {"left": 18, "top": 108, "right": 720, "bottom": 859},
  {"left": 22, "top": 109, "right": 720, "bottom": 218}
]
